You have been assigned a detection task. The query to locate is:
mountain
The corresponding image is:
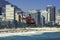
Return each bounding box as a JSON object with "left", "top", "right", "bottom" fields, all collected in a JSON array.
[{"left": 0, "top": 0, "right": 23, "bottom": 12}]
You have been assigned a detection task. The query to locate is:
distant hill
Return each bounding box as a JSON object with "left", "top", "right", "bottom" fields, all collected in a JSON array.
[{"left": 0, "top": 0, "right": 23, "bottom": 12}]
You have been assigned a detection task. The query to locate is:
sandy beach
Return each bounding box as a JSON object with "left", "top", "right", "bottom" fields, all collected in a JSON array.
[{"left": 0, "top": 27, "right": 60, "bottom": 33}]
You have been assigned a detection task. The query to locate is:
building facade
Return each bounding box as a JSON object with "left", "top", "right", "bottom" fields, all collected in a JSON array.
[
  {"left": 46, "top": 5, "right": 56, "bottom": 25},
  {"left": 40, "top": 10, "right": 48, "bottom": 24},
  {"left": 5, "top": 4, "right": 15, "bottom": 21},
  {"left": 56, "top": 9, "right": 60, "bottom": 25}
]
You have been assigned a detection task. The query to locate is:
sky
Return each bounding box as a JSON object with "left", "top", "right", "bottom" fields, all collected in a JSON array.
[{"left": 6, "top": 0, "right": 60, "bottom": 11}]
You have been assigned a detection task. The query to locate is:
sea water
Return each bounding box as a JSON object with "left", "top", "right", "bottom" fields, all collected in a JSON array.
[{"left": 0, "top": 31, "right": 60, "bottom": 40}]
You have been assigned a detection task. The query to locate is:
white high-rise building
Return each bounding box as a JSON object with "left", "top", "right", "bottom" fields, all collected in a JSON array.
[
  {"left": 56, "top": 10, "right": 60, "bottom": 25},
  {"left": 46, "top": 5, "right": 56, "bottom": 24},
  {"left": 40, "top": 10, "right": 48, "bottom": 24},
  {"left": 5, "top": 4, "right": 15, "bottom": 21}
]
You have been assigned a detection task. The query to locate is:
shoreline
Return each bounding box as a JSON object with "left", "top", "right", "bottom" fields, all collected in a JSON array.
[
  {"left": 0, "top": 30, "right": 59, "bottom": 37},
  {"left": 0, "top": 27, "right": 60, "bottom": 33}
]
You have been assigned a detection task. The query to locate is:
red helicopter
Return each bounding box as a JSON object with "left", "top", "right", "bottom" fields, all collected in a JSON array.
[
  {"left": 26, "top": 14, "right": 35, "bottom": 24},
  {"left": 22, "top": 14, "right": 36, "bottom": 26}
]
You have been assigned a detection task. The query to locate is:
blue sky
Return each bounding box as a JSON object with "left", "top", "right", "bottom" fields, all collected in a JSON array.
[{"left": 6, "top": 0, "right": 60, "bottom": 11}]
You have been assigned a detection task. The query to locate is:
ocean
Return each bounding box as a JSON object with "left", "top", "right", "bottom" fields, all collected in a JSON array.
[{"left": 0, "top": 31, "right": 60, "bottom": 40}]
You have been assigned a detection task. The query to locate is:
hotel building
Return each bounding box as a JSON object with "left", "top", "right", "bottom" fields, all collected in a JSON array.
[
  {"left": 46, "top": 5, "right": 56, "bottom": 25},
  {"left": 5, "top": 4, "right": 15, "bottom": 21}
]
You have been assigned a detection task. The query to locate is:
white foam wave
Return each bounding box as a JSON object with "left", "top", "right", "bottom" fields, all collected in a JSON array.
[{"left": 0, "top": 31, "right": 59, "bottom": 37}]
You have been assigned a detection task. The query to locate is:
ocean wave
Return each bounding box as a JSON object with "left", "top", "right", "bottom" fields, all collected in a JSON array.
[{"left": 0, "top": 31, "right": 59, "bottom": 37}]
